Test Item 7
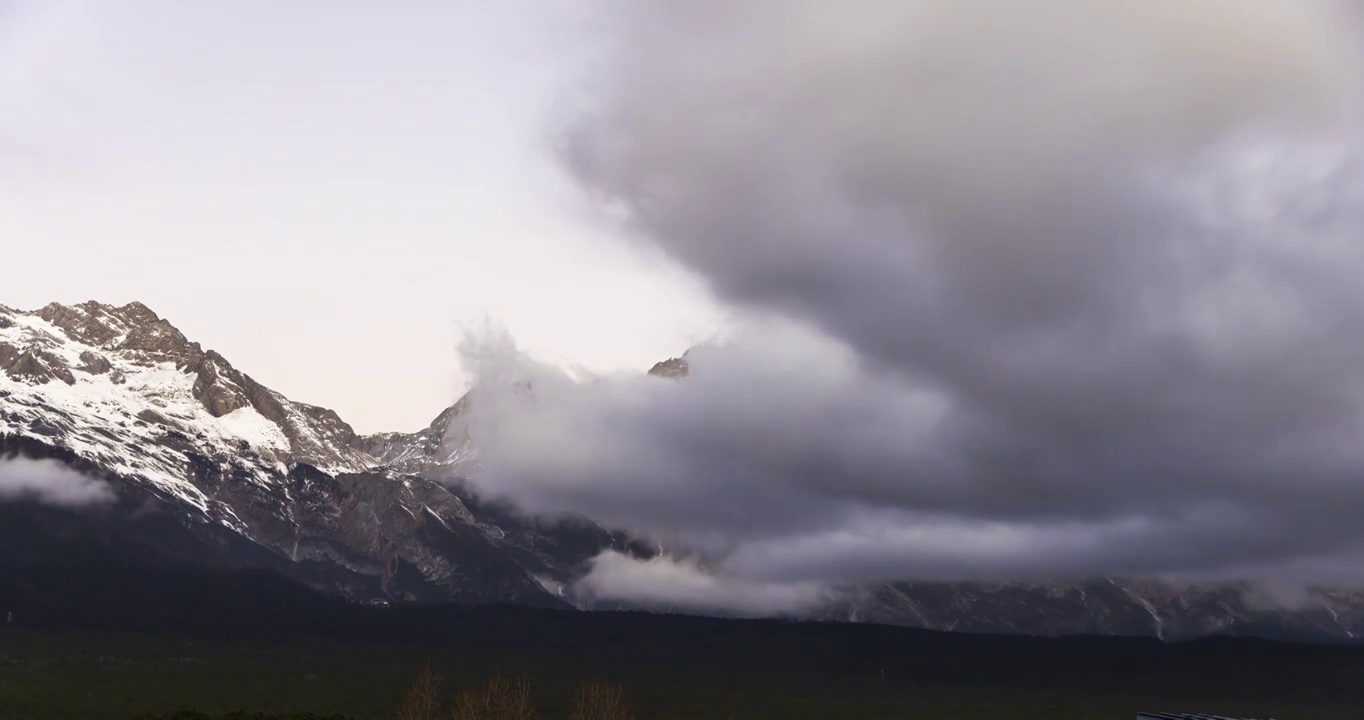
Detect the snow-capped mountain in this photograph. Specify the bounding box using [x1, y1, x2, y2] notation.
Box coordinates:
[0, 301, 612, 606]
[3, 301, 1363, 641]
[1, 301, 368, 518]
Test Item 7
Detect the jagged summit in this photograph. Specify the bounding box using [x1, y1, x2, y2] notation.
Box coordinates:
[0, 300, 370, 476]
[648, 345, 706, 379]
[36, 301, 183, 352]
[355, 394, 476, 475]
[6, 301, 1364, 640]
[0, 299, 573, 607]
[647, 356, 689, 379]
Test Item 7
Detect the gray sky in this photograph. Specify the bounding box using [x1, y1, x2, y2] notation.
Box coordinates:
[0, 0, 722, 433]
[457, 0, 1364, 613]
[14, 0, 1364, 614]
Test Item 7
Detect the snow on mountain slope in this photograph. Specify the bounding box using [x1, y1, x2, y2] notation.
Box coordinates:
[0, 302, 368, 520]
[5, 301, 1363, 640]
[0, 301, 565, 606]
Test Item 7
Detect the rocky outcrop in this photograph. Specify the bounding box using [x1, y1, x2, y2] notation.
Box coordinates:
[0, 301, 569, 607]
[9, 301, 371, 471]
[353, 395, 473, 475]
[0, 344, 76, 386]
[77, 350, 112, 375]
[7, 301, 1364, 641]
[647, 356, 690, 379]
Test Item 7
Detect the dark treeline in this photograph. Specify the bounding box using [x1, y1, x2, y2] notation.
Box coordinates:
[6, 504, 1364, 715]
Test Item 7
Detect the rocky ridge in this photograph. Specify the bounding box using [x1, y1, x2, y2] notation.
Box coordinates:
[3, 301, 1363, 641]
[359, 350, 1364, 641]
[0, 301, 595, 605]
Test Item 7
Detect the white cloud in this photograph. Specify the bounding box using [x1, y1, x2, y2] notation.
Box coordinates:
[575, 550, 833, 617]
[0, 456, 114, 507]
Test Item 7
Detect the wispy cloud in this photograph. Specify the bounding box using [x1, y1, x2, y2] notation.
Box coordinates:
[575, 550, 833, 618]
[0, 456, 114, 507]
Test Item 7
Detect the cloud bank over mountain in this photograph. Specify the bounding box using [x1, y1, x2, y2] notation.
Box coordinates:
[459, 0, 1364, 613]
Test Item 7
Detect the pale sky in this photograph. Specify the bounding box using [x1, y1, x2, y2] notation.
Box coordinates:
[0, 0, 724, 433]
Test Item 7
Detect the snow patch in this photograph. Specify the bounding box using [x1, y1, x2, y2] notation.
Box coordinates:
[216, 406, 290, 452]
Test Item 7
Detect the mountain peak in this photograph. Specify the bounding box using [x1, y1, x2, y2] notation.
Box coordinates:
[32, 300, 194, 358]
[1, 300, 371, 480]
[8, 305, 1364, 639]
[648, 356, 690, 379]
[2, 302, 570, 609]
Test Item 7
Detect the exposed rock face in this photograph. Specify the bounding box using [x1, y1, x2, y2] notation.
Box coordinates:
[7, 301, 372, 472]
[0, 344, 75, 386]
[647, 356, 690, 379]
[826, 578, 1364, 642]
[5, 301, 1364, 641]
[0, 301, 571, 606]
[353, 395, 475, 475]
[77, 350, 112, 375]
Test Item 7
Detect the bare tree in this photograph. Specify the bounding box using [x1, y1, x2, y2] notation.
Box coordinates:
[569, 679, 635, 720]
[449, 674, 538, 720]
[397, 665, 444, 720]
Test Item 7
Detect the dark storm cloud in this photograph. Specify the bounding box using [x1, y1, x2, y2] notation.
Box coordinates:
[460, 0, 1364, 613]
